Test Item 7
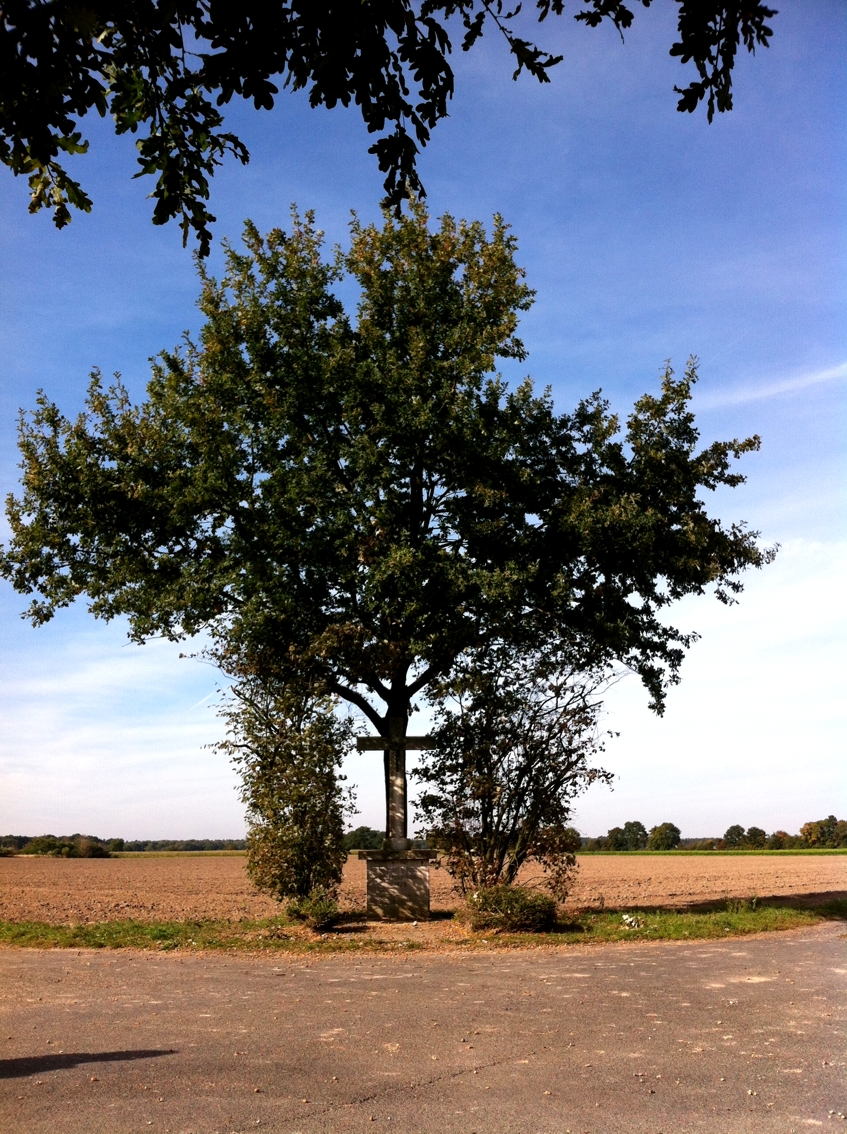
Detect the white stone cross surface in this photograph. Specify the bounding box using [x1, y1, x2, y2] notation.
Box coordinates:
[356, 724, 433, 851]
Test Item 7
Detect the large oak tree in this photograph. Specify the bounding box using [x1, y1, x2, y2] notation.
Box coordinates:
[2, 204, 773, 754]
[1, 2, 777, 252]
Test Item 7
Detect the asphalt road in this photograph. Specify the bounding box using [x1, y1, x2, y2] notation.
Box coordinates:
[1, 923, 844, 1134]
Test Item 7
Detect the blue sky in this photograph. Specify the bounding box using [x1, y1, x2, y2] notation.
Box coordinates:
[1, 2, 844, 839]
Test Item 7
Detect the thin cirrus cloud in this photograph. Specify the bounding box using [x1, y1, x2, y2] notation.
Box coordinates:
[0, 624, 241, 839]
[695, 361, 847, 410]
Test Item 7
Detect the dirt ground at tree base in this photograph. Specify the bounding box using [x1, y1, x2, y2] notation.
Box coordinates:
[0, 853, 843, 930]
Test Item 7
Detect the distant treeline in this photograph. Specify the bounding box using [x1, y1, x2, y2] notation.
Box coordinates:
[4, 816, 844, 857]
[0, 834, 114, 857]
[584, 816, 847, 851]
[341, 827, 428, 851]
[119, 839, 247, 851]
[0, 835, 246, 856]
[343, 826, 384, 851]
[1, 829, 388, 856]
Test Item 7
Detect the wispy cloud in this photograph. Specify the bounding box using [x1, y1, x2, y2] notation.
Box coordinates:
[0, 627, 241, 838]
[695, 361, 847, 410]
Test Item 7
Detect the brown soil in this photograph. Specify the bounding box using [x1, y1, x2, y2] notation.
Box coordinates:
[0, 853, 843, 929]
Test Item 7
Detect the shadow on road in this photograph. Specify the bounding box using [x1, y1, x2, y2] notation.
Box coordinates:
[0, 1049, 175, 1078]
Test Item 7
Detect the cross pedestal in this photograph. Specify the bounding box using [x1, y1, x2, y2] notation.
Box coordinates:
[356, 718, 436, 920]
[357, 848, 440, 920]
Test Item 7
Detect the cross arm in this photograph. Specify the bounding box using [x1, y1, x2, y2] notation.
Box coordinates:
[356, 736, 434, 752]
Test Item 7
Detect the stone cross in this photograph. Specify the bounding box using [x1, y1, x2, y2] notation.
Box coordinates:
[356, 717, 438, 920]
[356, 717, 433, 851]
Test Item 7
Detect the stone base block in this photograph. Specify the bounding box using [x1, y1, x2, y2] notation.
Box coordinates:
[358, 850, 439, 920]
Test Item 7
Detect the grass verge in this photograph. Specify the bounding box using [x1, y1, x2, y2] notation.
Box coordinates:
[576, 848, 847, 856]
[0, 898, 843, 953]
[0, 917, 368, 953]
[509, 897, 847, 947]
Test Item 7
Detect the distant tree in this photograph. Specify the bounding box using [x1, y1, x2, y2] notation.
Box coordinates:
[342, 826, 385, 852]
[647, 822, 681, 850]
[605, 821, 647, 850]
[416, 644, 610, 897]
[0, 2, 779, 252]
[107, 838, 125, 852]
[800, 815, 847, 849]
[723, 823, 746, 848]
[622, 820, 649, 850]
[606, 826, 627, 850]
[745, 826, 766, 849]
[765, 830, 794, 850]
[216, 679, 355, 902]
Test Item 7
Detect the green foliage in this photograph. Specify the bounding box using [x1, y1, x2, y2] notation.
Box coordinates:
[606, 820, 649, 850]
[2, 204, 772, 827]
[0, 3, 777, 250]
[107, 838, 125, 852]
[725, 896, 758, 914]
[723, 823, 746, 848]
[21, 835, 71, 856]
[647, 822, 681, 850]
[285, 887, 340, 931]
[800, 815, 847, 849]
[417, 644, 608, 898]
[0, 835, 30, 850]
[464, 885, 557, 933]
[766, 830, 801, 850]
[21, 834, 110, 857]
[567, 901, 837, 944]
[343, 827, 385, 851]
[723, 824, 774, 849]
[217, 681, 354, 903]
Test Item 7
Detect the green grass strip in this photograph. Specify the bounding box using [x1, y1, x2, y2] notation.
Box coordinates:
[535, 899, 845, 945]
[576, 848, 847, 856]
[0, 917, 376, 953]
[0, 899, 843, 953]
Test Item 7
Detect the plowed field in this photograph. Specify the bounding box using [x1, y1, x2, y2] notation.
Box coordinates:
[1, 853, 843, 925]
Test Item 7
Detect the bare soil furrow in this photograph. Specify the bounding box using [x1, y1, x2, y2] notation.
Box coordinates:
[0, 853, 843, 926]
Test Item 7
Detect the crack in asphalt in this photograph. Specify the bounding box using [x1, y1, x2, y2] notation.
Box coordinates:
[293, 1051, 541, 1121]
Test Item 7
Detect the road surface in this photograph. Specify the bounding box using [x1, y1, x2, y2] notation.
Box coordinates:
[1, 923, 844, 1133]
